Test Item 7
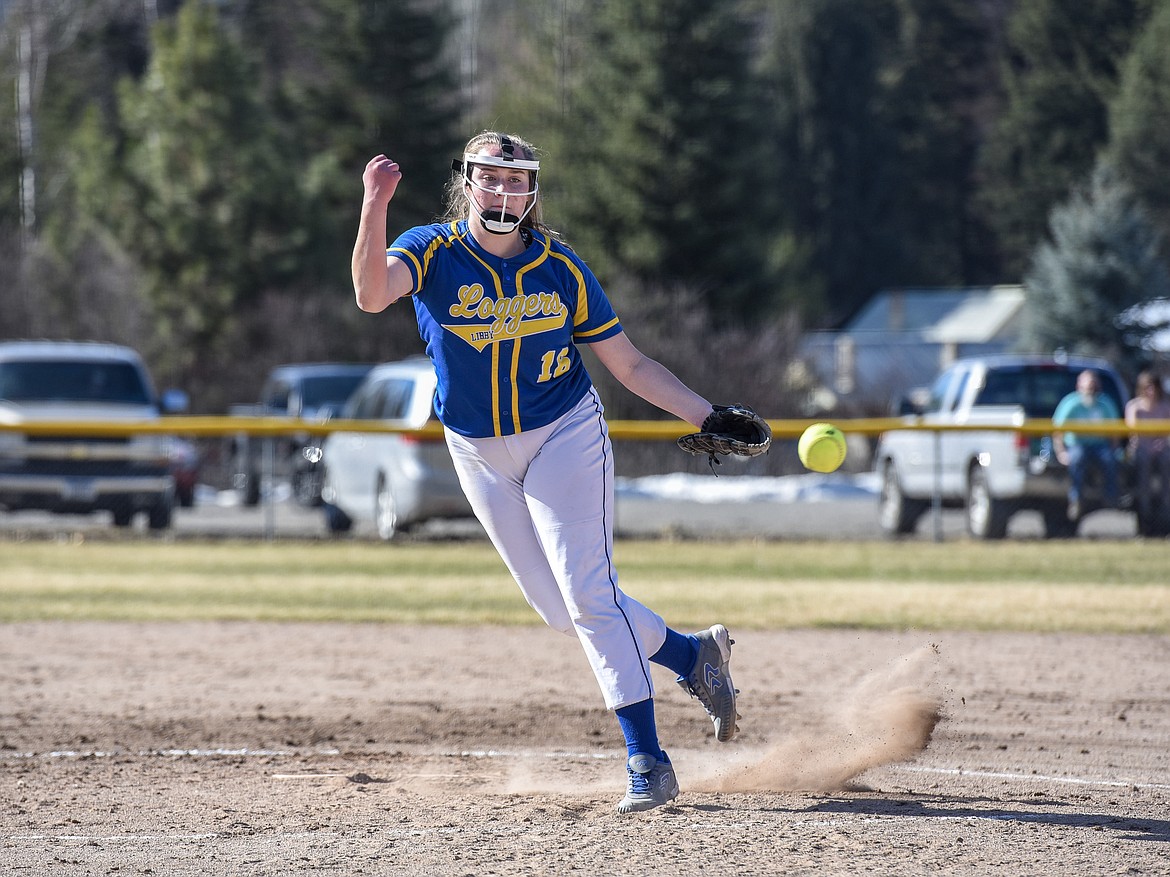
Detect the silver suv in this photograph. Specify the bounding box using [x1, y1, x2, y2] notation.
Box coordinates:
[319, 358, 473, 540]
[0, 341, 187, 529]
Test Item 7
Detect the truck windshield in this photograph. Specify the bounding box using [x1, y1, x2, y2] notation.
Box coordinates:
[300, 375, 369, 410]
[975, 367, 1121, 418]
[0, 361, 152, 405]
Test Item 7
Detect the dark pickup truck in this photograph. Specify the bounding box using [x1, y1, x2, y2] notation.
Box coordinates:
[227, 362, 373, 506]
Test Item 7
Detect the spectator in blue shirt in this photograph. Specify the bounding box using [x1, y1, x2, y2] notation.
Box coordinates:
[1052, 369, 1121, 520]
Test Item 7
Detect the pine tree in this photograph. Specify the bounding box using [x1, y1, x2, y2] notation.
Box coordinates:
[766, 0, 893, 323]
[978, 0, 1152, 280]
[762, 0, 994, 324]
[74, 1, 305, 376]
[505, 0, 771, 321]
[1107, 0, 1170, 249]
[264, 0, 464, 244]
[878, 0, 996, 285]
[0, 2, 151, 289]
[1021, 162, 1170, 375]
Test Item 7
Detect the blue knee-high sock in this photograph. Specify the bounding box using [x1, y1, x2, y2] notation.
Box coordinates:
[615, 698, 663, 761]
[650, 628, 700, 678]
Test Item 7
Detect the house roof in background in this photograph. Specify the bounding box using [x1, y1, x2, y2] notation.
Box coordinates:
[846, 285, 1025, 344]
[797, 285, 1029, 411]
[921, 285, 1026, 344]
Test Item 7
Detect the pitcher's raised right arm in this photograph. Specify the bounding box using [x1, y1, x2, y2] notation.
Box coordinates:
[352, 155, 415, 312]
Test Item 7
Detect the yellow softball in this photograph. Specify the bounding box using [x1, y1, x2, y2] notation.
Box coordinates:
[798, 422, 846, 473]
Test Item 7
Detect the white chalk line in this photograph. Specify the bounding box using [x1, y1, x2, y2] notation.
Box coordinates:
[3, 826, 535, 844]
[0, 746, 614, 762]
[8, 833, 224, 842]
[891, 764, 1170, 792]
[452, 752, 1170, 793]
[1, 747, 342, 760]
[456, 748, 618, 760]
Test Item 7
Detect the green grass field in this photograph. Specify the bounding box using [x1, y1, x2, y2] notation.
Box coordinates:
[4, 537, 1170, 633]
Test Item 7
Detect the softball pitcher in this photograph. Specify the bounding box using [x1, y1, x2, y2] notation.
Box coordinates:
[352, 131, 741, 813]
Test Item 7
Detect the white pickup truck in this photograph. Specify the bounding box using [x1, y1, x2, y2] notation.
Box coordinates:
[874, 354, 1131, 539]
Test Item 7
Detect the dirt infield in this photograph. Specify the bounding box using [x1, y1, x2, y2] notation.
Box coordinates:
[2, 622, 1168, 876]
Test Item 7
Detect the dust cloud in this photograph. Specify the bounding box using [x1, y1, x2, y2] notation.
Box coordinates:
[706, 643, 944, 793]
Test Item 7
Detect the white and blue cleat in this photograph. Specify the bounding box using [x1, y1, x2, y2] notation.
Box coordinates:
[616, 751, 680, 813]
[677, 624, 740, 742]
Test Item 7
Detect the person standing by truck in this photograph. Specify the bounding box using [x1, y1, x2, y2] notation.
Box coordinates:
[1125, 369, 1170, 530]
[1053, 369, 1121, 520]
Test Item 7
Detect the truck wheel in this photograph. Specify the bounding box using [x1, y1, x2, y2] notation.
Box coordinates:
[241, 470, 261, 507]
[1042, 506, 1079, 539]
[147, 496, 174, 530]
[966, 465, 1009, 539]
[878, 461, 926, 536]
[112, 508, 135, 527]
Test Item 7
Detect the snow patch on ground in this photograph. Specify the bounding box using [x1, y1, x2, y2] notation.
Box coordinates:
[614, 471, 880, 504]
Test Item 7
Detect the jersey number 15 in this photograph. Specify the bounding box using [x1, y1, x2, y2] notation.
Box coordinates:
[538, 347, 571, 383]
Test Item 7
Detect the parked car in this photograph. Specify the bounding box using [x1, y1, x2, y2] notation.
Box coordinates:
[227, 362, 374, 506]
[319, 358, 473, 540]
[874, 354, 1131, 539]
[0, 340, 188, 529]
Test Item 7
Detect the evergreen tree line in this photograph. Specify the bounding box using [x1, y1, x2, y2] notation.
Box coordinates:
[1, 0, 1168, 416]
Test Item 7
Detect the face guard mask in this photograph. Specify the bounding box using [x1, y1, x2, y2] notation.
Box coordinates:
[451, 136, 540, 235]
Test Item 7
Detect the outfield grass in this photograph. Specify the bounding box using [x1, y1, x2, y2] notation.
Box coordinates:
[2, 538, 1170, 632]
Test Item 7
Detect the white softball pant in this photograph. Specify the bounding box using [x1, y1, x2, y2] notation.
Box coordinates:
[444, 388, 667, 710]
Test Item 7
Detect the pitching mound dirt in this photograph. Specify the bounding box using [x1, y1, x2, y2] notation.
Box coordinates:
[2, 623, 1167, 876]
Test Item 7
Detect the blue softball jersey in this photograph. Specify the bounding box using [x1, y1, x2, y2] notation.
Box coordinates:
[388, 220, 624, 438]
